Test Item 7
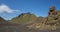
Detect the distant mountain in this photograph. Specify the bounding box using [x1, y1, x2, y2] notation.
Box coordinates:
[0, 17, 18, 25]
[11, 12, 37, 24]
[0, 17, 7, 24]
[0, 17, 5, 22]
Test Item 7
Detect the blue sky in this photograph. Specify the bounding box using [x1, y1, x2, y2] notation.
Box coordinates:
[0, 0, 60, 20]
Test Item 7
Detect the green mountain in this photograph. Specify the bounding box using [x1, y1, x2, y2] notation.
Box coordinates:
[11, 12, 37, 23]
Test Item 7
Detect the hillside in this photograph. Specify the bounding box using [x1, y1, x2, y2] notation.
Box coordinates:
[11, 12, 37, 24]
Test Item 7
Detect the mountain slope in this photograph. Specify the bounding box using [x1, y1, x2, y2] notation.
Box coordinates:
[11, 13, 37, 24]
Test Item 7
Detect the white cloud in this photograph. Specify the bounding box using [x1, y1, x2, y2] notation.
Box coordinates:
[0, 4, 19, 13]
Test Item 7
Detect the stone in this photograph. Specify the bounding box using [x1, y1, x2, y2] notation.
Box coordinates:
[46, 6, 60, 25]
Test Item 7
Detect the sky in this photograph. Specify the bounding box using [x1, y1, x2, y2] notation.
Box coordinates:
[0, 0, 60, 20]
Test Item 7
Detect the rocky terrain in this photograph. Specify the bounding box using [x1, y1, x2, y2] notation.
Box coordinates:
[0, 6, 60, 32]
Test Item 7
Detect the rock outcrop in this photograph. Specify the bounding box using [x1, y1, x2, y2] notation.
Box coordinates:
[46, 6, 60, 25]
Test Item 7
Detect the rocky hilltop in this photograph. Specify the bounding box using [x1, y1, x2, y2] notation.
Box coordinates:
[46, 6, 60, 25]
